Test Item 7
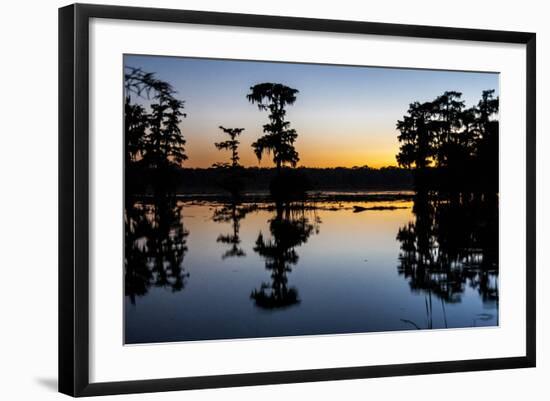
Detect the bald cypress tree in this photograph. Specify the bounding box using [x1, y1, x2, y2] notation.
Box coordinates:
[396, 90, 498, 191]
[247, 83, 299, 171]
[124, 67, 187, 169]
[214, 126, 245, 168]
[396, 101, 436, 170]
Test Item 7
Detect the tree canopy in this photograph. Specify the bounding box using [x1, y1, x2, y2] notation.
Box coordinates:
[396, 90, 499, 191]
[213, 126, 245, 168]
[124, 67, 187, 169]
[247, 83, 300, 170]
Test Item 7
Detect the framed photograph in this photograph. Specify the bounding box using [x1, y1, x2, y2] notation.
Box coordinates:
[59, 3, 536, 397]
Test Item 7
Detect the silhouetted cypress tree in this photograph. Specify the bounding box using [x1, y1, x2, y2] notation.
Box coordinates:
[396, 90, 499, 191]
[213, 126, 245, 168]
[124, 67, 187, 169]
[247, 83, 299, 171]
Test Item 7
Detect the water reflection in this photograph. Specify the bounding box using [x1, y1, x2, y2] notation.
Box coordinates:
[124, 192, 499, 342]
[124, 195, 190, 304]
[212, 202, 257, 259]
[251, 201, 320, 309]
[396, 192, 498, 328]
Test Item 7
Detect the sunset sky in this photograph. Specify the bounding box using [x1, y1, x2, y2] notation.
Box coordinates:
[124, 55, 499, 168]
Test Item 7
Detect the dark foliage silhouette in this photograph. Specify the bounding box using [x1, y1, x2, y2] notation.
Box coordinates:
[127, 166, 413, 196]
[125, 195, 190, 304]
[124, 67, 187, 178]
[247, 83, 300, 171]
[125, 100, 148, 166]
[396, 101, 435, 171]
[396, 90, 498, 191]
[212, 126, 247, 196]
[213, 126, 245, 168]
[147, 92, 187, 168]
[125, 66, 174, 99]
[251, 202, 319, 309]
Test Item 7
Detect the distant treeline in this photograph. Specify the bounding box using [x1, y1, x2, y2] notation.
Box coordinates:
[126, 165, 413, 195]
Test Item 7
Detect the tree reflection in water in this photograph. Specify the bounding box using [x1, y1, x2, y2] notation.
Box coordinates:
[125, 195, 190, 304]
[251, 201, 320, 309]
[397, 192, 498, 328]
[212, 202, 257, 259]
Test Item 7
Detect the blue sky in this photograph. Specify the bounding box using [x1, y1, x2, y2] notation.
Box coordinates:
[124, 54, 499, 168]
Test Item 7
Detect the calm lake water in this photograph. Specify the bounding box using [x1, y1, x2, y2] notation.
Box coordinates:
[124, 192, 499, 344]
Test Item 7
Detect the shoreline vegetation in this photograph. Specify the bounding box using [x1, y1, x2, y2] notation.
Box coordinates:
[126, 165, 414, 198]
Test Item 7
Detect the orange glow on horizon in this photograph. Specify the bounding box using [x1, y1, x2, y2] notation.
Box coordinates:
[183, 152, 399, 169]
[182, 128, 400, 169]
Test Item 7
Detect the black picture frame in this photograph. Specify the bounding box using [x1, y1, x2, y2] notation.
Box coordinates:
[59, 3, 536, 397]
